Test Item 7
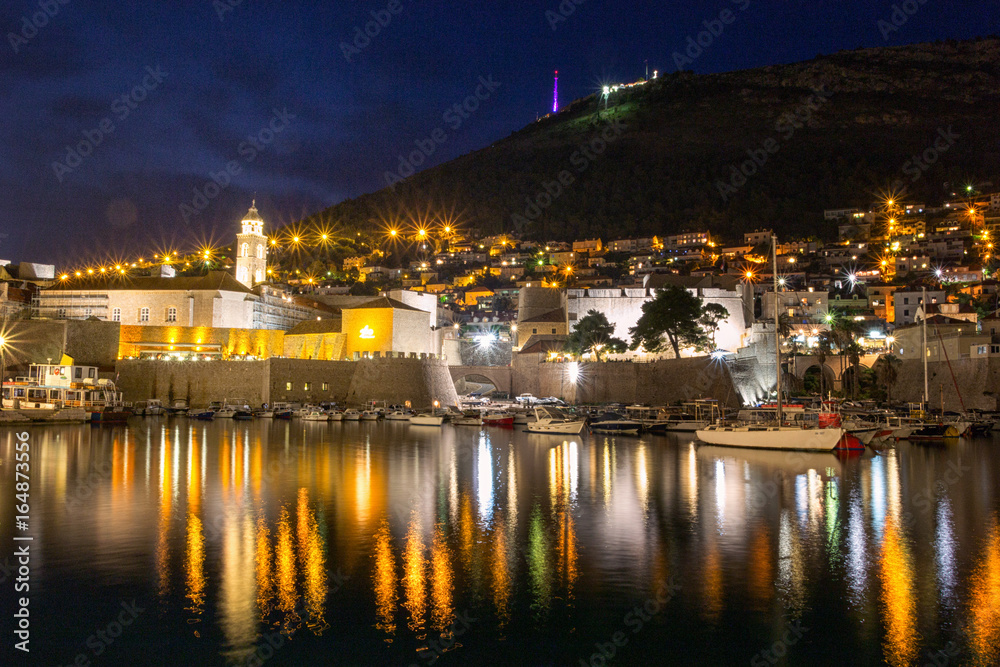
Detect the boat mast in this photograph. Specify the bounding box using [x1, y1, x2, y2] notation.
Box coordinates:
[922, 286, 928, 406]
[773, 234, 783, 425]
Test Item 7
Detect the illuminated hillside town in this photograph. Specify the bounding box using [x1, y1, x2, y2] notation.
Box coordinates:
[5, 3, 1000, 664]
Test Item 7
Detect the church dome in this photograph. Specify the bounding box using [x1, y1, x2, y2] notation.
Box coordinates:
[243, 200, 263, 223]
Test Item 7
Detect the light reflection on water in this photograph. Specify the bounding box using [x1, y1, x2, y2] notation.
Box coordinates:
[4, 421, 1000, 665]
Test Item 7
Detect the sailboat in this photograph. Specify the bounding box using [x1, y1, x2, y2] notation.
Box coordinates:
[696, 235, 844, 452]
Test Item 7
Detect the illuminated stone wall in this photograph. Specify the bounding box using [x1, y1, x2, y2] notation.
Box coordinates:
[282, 332, 347, 360]
[3, 320, 120, 372]
[116, 359, 270, 407]
[117, 325, 284, 359]
[342, 308, 396, 358]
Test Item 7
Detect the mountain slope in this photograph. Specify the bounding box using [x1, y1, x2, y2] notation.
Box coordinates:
[305, 37, 1000, 242]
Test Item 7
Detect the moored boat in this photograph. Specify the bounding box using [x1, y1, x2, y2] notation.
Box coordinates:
[452, 410, 483, 426]
[589, 412, 641, 435]
[410, 412, 445, 426]
[482, 410, 514, 427]
[342, 409, 362, 421]
[525, 406, 586, 435]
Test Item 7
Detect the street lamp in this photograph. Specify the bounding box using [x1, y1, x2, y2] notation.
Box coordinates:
[0, 334, 7, 408]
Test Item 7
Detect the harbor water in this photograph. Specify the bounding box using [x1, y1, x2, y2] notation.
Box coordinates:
[2, 419, 999, 666]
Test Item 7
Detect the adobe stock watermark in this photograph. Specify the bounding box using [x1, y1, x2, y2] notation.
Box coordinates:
[878, 0, 931, 41]
[510, 118, 626, 233]
[546, 0, 587, 31]
[179, 107, 296, 223]
[51, 65, 168, 183]
[750, 619, 809, 666]
[715, 85, 833, 202]
[901, 126, 959, 183]
[213, 0, 246, 22]
[7, 0, 71, 54]
[340, 0, 407, 63]
[56, 599, 146, 667]
[578, 577, 681, 667]
[384, 75, 501, 189]
[411, 610, 478, 665]
[672, 0, 751, 71]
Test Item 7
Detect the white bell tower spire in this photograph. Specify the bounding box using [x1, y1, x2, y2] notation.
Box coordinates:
[235, 201, 268, 287]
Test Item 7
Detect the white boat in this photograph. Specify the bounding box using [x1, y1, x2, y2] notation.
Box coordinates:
[342, 409, 361, 421]
[385, 410, 412, 421]
[409, 412, 445, 426]
[525, 406, 586, 435]
[327, 410, 344, 422]
[255, 409, 274, 418]
[511, 410, 537, 426]
[692, 236, 844, 452]
[214, 406, 236, 418]
[589, 412, 642, 435]
[451, 410, 483, 426]
[136, 399, 166, 416]
[303, 409, 330, 422]
[695, 424, 844, 451]
[361, 410, 381, 421]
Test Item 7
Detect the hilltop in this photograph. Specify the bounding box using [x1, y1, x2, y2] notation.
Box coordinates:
[304, 37, 1000, 242]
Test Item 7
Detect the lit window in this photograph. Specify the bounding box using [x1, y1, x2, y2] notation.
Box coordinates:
[304, 383, 311, 391]
[166, 307, 177, 323]
[286, 382, 292, 390]
[241, 242, 249, 257]
[322, 383, 329, 391]
[140, 307, 150, 323]
[112, 308, 121, 322]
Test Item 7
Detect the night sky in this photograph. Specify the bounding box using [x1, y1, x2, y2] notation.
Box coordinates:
[1, 0, 996, 263]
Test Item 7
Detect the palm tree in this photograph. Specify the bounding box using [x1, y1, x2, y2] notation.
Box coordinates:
[873, 354, 902, 404]
[815, 335, 831, 398]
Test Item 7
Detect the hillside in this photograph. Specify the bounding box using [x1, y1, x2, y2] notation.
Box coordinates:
[304, 37, 1000, 242]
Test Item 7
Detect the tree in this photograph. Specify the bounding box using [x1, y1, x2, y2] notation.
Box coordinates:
[698, 303, 730, 351]
[629, 286, 706, 358]
[349, 281, 379, 297]
[565, 310, 627, 360]
[873, 354, 902, 403]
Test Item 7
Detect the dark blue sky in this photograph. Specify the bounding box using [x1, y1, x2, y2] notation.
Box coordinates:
[1, 0, 996, 263]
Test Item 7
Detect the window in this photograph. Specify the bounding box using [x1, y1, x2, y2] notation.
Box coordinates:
[75, 367, 82, 379]
[304, 382, 311, 391]
[532, 328, 537, 334]
[140, 307, 150, 323]
[166, 307, 177, 323]
[112, 308, 121, 322]
[89, 368, 96, 379]
[286, 382, 292, 390]
[903, 297, 909, 304]
[903, 309, 909, 317]
[241, 242, 249, 257]
[322, 383, 329, 391]
[84, 307, 93, 318]
[256, 244, 265, 259]
[56, 308, 66, 318]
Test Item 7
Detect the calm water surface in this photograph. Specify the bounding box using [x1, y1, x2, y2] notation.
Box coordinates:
[2, 419, 1000, 666]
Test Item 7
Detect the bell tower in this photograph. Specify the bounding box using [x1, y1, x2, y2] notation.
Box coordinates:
[235, 201, 268, 287]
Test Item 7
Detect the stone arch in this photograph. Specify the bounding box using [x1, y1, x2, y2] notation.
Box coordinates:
[801, 364, 837, 395]
[448, 366, 512, 396]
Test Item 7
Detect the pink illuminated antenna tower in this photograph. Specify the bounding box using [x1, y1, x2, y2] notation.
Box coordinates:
[553, 70, 559, 113]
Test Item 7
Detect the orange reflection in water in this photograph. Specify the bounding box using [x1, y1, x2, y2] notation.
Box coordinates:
[297, 489, 328, 633]
[968, 516, 1000, 665]
[373, 520, 397, 639]
[275, 507, 300, 632]
[255, 514, 274, 619]
[185, 513, 206, 625]
[403, 515, 428, 636]
[701, 544, 723, 622]
[747, 523, 773, 610]
[879, 520, 919, 667]
[156, 434, 172, 597]
[430, 526, 454, 633]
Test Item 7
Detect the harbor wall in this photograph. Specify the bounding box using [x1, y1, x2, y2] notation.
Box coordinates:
[891, 357, 1000, 411]
[115, 360, 271, 407]
[512, 354, 741, 407]
[116, 357, 461, 409]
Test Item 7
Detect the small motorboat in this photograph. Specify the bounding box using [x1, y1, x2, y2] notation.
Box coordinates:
[191, 409, 215, 421]
[589, 412, 642, 435]
[525, 406, 586, 435]
[361, 410, 381, 421]
[303, 410, 329, 422]
[385, 410, 412, 421]
[410, 412, 445, 426]
[254, 409, 274, 419]
[327, 410, 344, 422]
[342, 409, 362, 421]
[452, 410, 483, 427]
[907, 423, 961, 441]
[214, 406, 236, 419]
[482, 410, 514, 427]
